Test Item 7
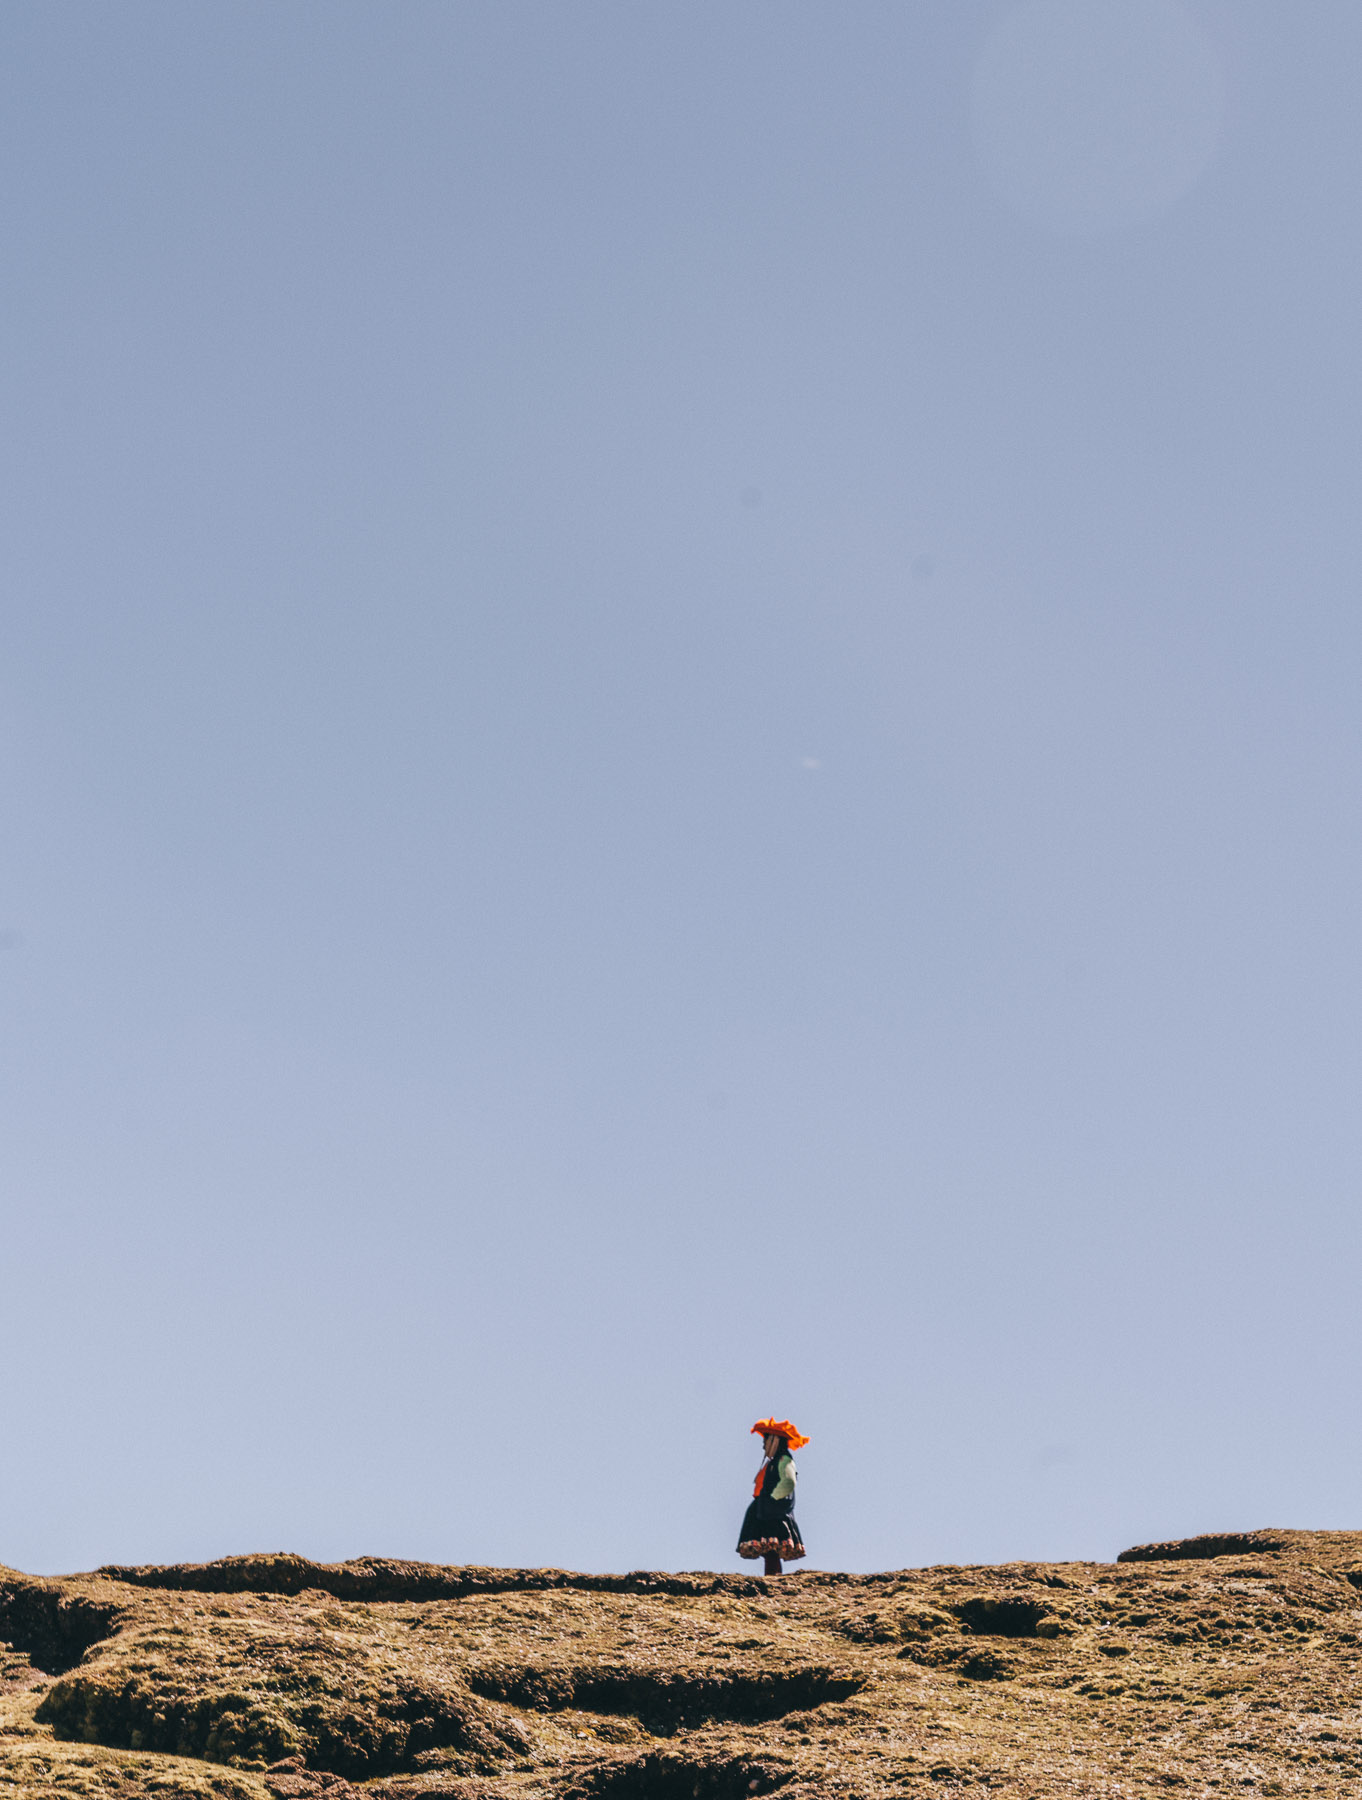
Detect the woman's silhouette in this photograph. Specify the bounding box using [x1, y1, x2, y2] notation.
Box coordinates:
[737, 1416, 808, 1576]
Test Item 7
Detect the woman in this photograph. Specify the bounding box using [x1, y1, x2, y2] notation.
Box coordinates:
[736, 1416, 809, 1575]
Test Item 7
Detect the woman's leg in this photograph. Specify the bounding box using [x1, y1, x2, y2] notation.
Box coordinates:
[763, 1553, 783, 1576]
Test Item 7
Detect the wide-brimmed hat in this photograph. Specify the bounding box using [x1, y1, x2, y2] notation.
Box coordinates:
[751, 1416, 810, 1450]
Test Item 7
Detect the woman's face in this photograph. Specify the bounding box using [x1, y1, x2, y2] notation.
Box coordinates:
[763, 1433, 782, 1458]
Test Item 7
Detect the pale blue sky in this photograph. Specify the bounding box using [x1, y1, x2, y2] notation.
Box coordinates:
[5, 0, 1362, 1576]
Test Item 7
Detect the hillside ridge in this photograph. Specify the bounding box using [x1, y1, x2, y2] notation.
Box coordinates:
[5, 1528, 1362, 1798]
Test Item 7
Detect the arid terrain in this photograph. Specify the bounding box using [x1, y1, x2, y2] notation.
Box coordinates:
[4, 1529, 1362, 1799]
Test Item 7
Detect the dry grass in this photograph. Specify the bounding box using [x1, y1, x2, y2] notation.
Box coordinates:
[5, 1529, 1362, 1797]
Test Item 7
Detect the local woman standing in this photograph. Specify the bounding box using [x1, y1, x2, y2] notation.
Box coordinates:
[737, 1416, 809, 1575]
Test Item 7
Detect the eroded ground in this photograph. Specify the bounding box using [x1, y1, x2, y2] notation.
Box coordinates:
[4, 1529, 1362, 1798]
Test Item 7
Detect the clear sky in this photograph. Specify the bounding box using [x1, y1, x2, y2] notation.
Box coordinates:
[4, 0, 1362, 1578]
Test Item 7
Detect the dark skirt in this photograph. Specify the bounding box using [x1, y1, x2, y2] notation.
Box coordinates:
[736, 1496, 806, 1563]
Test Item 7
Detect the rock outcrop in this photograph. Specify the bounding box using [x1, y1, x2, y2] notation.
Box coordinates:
[5, 1529, 1362, 1796]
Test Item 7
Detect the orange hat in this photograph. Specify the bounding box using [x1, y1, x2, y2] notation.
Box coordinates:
[751, 1417, 810, 1450]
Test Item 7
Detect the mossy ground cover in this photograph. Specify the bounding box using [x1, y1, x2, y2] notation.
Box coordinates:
[5, 1530, 1362, 1798]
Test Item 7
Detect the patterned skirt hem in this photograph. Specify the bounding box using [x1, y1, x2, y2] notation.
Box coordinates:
[737, 1537, 807, 1562]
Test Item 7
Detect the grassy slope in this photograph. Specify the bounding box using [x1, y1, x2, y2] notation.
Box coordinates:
[3, 1530, 1362, 1798]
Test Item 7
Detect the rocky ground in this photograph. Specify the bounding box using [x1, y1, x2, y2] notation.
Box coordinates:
[4, 1530, 1362, 1798]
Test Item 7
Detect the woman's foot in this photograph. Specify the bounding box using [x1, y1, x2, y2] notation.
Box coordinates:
[763, 1554, 783, 1576]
